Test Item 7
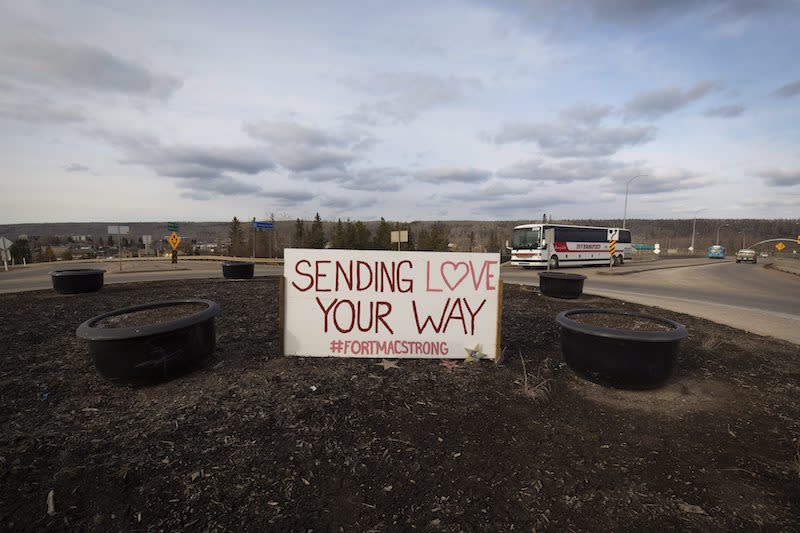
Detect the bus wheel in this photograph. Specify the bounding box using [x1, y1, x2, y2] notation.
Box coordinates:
[549, 255, 559, 269]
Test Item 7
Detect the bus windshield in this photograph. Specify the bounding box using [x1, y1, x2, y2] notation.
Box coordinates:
[512, 227, 541, 249]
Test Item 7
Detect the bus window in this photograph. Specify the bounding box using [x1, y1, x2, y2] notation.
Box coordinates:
[512, 227, 541, 249]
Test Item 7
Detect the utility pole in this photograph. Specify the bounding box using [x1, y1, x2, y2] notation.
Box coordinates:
[622, 174, 647, 229]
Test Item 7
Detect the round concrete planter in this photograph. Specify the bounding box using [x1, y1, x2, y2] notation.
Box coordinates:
[222, 261, 255, 279]
[556, 308, 688, 388]
[538, 272, 587, 299]
[51, 269, 105, 294]
[76, 299, 220, 384]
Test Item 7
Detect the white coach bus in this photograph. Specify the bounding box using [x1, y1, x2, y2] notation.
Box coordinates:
[508, 223, 632, 269]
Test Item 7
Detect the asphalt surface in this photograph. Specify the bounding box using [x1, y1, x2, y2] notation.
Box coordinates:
[3, 257, 799, 344]
[503, 258, 800, 345]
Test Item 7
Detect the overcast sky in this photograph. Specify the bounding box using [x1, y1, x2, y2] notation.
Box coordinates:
[1, 0, 799, 223]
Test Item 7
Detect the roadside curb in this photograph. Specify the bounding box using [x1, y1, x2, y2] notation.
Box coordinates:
[594, 259, 734, 276]
[764, 261, 800, 277]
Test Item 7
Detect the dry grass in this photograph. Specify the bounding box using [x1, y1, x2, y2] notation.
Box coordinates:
[701, 335, 724, 352]
[519, 352, 553, 402]
[794, 441, 800, 478]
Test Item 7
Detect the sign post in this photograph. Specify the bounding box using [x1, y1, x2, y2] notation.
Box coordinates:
[251, 220, 274, 258]
[390, 230, 409, 251]
[107, 225, 129, 272]
[283, 250, 502, 360]
[168, 231, 181, 264]
[607, 228, 619, 268]
[0, 236, 12, 272]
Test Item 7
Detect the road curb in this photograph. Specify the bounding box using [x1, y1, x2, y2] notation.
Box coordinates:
[594, 259, 734, 276]
[764, 261, 800, 277]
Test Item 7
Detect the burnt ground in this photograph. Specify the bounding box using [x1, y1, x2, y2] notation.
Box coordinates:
[1, 277, 799, 532]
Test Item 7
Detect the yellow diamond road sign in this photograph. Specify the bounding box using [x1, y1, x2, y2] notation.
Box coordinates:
[168, 231, 181, 251]
[775, 241, 786, 251]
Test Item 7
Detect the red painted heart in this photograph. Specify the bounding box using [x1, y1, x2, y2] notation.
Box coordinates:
[440, 261, 469, 291]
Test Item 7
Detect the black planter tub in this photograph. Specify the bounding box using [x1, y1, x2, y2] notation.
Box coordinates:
[76, 299, 220, 384]
[51, 268, 105, 294]
[538, 272, 587, 299]
[556, 308, 688, 388]
[222, 261, 255, 279]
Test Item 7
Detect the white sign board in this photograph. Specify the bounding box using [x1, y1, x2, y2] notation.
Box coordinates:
[607, 228, 619, 241]
[390, 230, 409, 244]
[283, 249, 501, 359]
[107, 225, 130, 235]
[0, 236, 12, 251]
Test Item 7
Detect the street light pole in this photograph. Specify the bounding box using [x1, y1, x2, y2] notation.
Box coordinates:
[690, 208, 706, 254]
[716, 223, 728, 244]
[622, 174, 646, 229]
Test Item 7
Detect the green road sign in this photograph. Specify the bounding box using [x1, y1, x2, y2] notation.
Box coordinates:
[167, 222, 179, 232]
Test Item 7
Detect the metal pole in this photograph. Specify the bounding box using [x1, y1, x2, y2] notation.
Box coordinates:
[691, 217, 697, 254]
[622, 174, 646, 229]
[252, 217, 256, 258]
[118, 231, 122, 272]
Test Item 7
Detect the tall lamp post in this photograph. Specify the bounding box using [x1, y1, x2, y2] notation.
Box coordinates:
[716, 223, 728, 245]
[689, 208, 706, 254]
[622, 174, 647, 229]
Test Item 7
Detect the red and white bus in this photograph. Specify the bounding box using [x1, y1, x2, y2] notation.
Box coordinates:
[509, 223, 632, 269]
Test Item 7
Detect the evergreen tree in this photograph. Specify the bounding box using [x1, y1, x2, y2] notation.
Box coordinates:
[422, 222, 449, 251]
[107, 235, 114, 246]
[332, 218, 346, 248]
[486, 228, 500, 253]
[228, 216, 245, 256]
[468, 230, 476, 252]
[344, 220, 357, 249]
[292, 218, 306, 248]
[373, 217, 392, 250]
[353, 221, 371, 249]
[308, 213, 326, 248]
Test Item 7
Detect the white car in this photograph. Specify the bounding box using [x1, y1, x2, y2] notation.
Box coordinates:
[735, 249, 757, 263]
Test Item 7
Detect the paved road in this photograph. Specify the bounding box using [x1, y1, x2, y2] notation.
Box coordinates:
[0, 260, 282, 293]
[3, 257, 798, 344]
[502, 259, 800, 345]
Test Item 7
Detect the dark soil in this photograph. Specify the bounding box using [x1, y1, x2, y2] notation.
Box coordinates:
[1, 278, 799, 531]
[570, 312, 674, 332]
[95, 302, 208, 329]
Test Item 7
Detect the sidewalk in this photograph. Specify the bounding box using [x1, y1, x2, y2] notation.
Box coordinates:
[767, 258, 800, 276]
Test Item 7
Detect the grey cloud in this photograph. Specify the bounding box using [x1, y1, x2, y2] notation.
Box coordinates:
[0, 86, 84, 124]
[64, 163, 89, 172]
[96, 130, 277, 198]
[498, 158, 632, 182]
[319, 195, 377, 210]
[344, 72, 482, 124]
[414, 167, 492, 184]
[773, 80, 800, 98]
[607, 170, 711, 194]
[479, 195, 577, 217]
[273, 146, 355, 173]
[450, 180, 530, 201]
[623, 81, 719, 120]
[244, 120, 376, 150]
[244, 120, 375, 173]
[290, 167, 406, 192]
[1, 34, 181, 99]
[531, 0, 792, 27]
[558, 103, 613, 125]
[342, 168, 406, 192]
[703, 104, 745, 118]
[758, 168, 800, 186]
[492, 121, 655, 157]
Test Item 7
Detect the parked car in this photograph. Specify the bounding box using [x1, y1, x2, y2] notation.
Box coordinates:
[736, 249, 757, 263]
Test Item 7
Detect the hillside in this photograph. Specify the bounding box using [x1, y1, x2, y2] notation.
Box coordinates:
[1, 218, 798, 256]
